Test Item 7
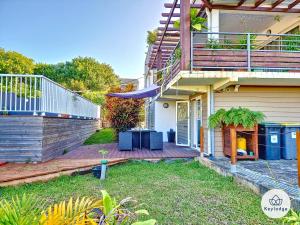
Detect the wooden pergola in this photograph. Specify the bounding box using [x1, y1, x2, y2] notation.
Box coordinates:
[148, 0, 300, 70]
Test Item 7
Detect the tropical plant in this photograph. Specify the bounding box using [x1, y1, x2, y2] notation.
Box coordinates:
[98, 190, 156, 225]
[208, 107, 265, 128]
[146, 30, 158, 45]
[0, 191, 156, 225]
[282, 210, 300, 225]
[173, 8, 207, 32]
[0, 194, 42, 225]
[0, 48, 35, 74]
[106, 83, 144, 134]
[40, 197, 102, 225]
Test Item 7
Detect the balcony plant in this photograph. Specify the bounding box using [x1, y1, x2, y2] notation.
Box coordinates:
[173, 8, 207, 32]
[146, 29, 158, 46]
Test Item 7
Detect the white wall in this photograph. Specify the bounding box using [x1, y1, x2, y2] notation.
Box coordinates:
[154, 101, 176, 142]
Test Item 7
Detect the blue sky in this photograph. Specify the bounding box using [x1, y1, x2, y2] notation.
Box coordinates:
[0, 0, 167, 78]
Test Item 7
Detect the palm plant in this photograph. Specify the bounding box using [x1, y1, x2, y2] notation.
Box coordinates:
[0, 194, 42, 225]
[98, 190, 156, 225]
[40, 197, 102, 225]
[173, 8, 207, 32]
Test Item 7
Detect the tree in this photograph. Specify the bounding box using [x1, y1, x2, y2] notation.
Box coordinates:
[105, 84, 144, 133]
[34, 57, 120, 105]
[0, 48, 35, 74]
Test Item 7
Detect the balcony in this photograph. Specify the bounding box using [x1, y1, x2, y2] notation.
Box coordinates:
[158, 32, 300, 88]
[0, 74, 100, 119]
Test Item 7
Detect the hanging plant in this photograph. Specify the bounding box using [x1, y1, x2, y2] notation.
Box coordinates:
[173, 8, 207, 32]
[208, 107, 265, 129]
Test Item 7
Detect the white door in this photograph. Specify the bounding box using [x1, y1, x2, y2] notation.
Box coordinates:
[176, 101, 190, 146]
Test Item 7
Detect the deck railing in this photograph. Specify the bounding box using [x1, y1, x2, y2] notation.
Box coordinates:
[192, 31, 300, 71]
[0, 74, 100, 119]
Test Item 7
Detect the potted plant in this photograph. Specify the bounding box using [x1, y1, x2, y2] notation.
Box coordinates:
[92, 149, 109, 179]
[209, 107, 265, 159]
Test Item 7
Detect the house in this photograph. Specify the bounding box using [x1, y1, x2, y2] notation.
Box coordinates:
[144, 0, 300, 158]
[120, 78, 139, 89]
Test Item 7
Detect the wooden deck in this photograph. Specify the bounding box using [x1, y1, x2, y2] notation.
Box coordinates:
[0, 143, 198, 186]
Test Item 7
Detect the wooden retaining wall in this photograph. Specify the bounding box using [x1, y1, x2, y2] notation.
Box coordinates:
[0, 116, 100, 162]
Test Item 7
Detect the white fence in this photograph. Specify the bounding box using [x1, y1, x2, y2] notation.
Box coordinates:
[0, 74, 100, 119]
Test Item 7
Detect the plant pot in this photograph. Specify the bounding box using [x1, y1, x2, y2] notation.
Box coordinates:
[92, 166, 102, 179]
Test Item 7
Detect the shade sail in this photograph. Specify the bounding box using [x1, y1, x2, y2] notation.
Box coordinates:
[107, 85, 160, 99]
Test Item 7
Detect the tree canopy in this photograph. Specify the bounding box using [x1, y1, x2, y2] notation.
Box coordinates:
[34, 57, 119, 104]
[0, 48, 35, 74]
[0, 48, 119, 105]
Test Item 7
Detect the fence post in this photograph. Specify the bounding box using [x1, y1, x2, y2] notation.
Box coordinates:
[230, 127, 237, 173]
[247, 33, 251, 72]
[200, 127, 204, 157]
[296, 131, 300, 188]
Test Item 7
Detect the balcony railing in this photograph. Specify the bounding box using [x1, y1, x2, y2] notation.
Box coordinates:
[0, 74, 100, 119]
[192, 31, 300, 72]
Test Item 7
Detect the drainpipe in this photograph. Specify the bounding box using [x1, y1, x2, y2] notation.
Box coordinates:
[209, 85, 215, 158]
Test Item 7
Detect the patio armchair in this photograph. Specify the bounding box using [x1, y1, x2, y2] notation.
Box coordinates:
[143, 131, 163, 151]
[118, 132, 133, 151]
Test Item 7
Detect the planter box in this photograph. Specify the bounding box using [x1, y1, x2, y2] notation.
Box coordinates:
[222, 124, 258, 160]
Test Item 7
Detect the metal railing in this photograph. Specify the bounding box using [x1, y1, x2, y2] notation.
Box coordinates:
[0, 74, 100, 119]
[192, 31, 300, 71]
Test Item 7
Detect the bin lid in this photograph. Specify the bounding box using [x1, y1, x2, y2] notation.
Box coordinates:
[259, 123, 282, 128]
[280, 122, 300, 127]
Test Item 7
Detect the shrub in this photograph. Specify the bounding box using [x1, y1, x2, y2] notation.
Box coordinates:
[106, 84, 144, 133]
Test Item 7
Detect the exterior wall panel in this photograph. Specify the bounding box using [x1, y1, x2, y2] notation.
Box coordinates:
[0, 116, 99, 162]
[214, 86, 300, 157]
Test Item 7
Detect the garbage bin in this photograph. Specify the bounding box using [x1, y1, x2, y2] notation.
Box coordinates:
[258, 123, 281, 160]
[281, 123, 300, 160]
[167, 129, 175, 143]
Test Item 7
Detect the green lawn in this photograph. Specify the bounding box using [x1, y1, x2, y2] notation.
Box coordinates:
[1, 160, 279, 225]
[84, 128, 116, 145]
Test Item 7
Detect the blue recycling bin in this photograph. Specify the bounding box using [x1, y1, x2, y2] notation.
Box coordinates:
[281, 124, 300, 160]
[258, 123, 281, 160]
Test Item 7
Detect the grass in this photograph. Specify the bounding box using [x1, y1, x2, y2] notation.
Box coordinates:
[84, 128, 116, 145]
[0, 160, 280, 225]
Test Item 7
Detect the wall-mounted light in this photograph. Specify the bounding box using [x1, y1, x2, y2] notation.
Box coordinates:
[163, 103, 169, 108]
[266, 29, 272, 37]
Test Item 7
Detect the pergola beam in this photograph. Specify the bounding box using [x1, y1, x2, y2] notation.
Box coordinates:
[237, 0, 247, 7]
[157, 32, 180, 37]
[272, 0, 285, 8]
[201, 0, 212, 10]
[160, 20, 175, 25]
[162, 12, 180, 17]
[255, 0, 266, 8]
[158, 27, 179, 31]
[288, 0, 300, 9]
[150, 0, 178, 69]
[164, 3, 202, 8]
[208, 4, 300, 13]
